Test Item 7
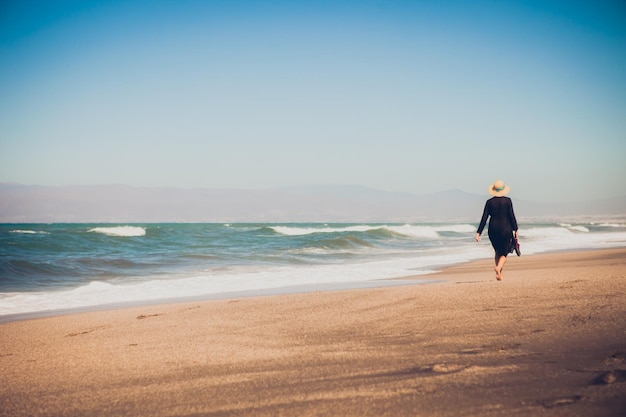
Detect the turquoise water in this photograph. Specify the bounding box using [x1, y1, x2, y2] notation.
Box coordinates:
[1, 221, 625, 316]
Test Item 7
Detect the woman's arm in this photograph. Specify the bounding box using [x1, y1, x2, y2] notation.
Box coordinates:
[476, 200, 490, 238]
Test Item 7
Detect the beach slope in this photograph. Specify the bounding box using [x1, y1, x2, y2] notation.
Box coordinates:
[1, 249, 625, 416]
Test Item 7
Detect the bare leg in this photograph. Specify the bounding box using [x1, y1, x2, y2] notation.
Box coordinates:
[494, 255, 508, 281]
[494, 254, 500, 280]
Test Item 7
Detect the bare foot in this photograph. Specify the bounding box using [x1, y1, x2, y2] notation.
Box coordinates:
[495, 267, 502, 281]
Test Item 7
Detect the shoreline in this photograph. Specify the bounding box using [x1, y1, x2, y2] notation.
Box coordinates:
[1, 248, 625, 416]
[0, 277, 438, 324]
[1, 246, 624, 324]
[1, 246, 622, 325]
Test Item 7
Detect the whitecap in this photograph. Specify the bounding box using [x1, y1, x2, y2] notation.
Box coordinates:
[387, 225, 439, 239]
[270, 225, 383, 236]
[88, 226, 146, 237]
[387, 224, 475, 238]
[568, 225, 590, 233]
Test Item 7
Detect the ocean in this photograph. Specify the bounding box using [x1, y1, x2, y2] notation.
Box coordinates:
[1, 220, 625, 319]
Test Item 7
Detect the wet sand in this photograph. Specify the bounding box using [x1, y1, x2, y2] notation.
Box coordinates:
[1, 248, 625, 416]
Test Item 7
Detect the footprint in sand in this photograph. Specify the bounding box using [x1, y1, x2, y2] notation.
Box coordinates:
[605, 351, 626, 365]
[136, 313, 163, 320]
[65, 325, 109, 337]
[536, 395, 584, 409]
[406, 364, 469, 375]
[431, 363, 469, 373]
[592, 370, 626, 385]
[460, 348, 483, 355]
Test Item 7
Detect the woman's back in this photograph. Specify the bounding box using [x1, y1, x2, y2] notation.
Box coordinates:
[478, 196, 518, 234]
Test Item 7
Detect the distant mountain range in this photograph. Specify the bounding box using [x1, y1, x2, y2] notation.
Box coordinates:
[1, 183, 625, 223]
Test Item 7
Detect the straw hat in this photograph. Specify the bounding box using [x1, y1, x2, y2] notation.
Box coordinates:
[488, 180, 510, 197]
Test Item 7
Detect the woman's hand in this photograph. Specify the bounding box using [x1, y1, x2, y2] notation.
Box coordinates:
[475, 233, 481, 242]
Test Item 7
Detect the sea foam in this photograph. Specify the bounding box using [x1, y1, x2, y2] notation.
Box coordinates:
[0, 248, 476, 317]
[88, 226, 146, 237]
[270, 225, 383, 236]
[1, 221, 624, 319]
[10, 230, 49, 234]
[270, 224, 476, 238]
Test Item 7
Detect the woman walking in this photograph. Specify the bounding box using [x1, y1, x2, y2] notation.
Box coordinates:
[476, 180, 519, 281]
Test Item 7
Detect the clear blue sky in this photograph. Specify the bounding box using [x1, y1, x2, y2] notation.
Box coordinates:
[1, 0, 625, 202]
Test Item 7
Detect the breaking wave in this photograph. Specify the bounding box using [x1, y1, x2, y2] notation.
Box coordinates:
[269, 224, 476, 238]
[88, 226, 146, 237]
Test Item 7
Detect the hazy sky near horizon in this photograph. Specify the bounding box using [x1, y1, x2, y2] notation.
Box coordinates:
[1, 0, 625, 202]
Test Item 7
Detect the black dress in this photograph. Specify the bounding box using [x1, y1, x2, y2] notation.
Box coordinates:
[477, 196, 518, 257]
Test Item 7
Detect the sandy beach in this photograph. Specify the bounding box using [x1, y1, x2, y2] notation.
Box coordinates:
[1, 248, 625, 416]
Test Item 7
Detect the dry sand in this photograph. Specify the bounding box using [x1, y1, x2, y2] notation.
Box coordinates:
[1, 248, 625, 416]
